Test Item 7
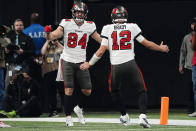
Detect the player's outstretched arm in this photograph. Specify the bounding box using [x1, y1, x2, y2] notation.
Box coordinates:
[91, 31, 102, 44]
[140, 39, 169, 53]
[45, 26, 63, 41]
[80, 45, 108, 70]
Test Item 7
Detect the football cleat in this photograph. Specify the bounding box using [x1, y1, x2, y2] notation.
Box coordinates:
[188, 112, 196, 117]
[48, 111, 59, 117]
[66, 116, 74, 126]
[74, 105, 85, 124]
[139, 114, 151, 128]
[0, 121, 11, 128]
[120, 114, 130, 126]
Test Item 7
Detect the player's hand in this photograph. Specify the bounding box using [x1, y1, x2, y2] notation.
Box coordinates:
[4, 48, 9, 54]
[44, 25, 52, 40]
[80, 62, 90, 70]
[159, 41, 169, 53]
[179, 67, 184, 74]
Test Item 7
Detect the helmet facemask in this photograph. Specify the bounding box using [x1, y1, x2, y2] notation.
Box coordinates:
[72, 2, 88, 23]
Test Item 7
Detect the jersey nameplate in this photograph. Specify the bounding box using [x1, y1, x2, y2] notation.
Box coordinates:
[114, 25, 126, 30]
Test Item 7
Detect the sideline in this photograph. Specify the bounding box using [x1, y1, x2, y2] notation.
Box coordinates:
[0, 117, 196, 126]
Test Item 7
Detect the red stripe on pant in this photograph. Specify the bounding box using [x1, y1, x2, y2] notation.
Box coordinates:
[108, 65, 112, 92]
[61, 59, 66, 89]
[136, 65, 147, 91]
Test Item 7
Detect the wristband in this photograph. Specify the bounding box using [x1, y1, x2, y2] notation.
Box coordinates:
[89, 54, 101, 66]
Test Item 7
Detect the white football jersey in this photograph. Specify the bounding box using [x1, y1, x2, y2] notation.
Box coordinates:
[59, 19, 96, 63]
[101, 23, 144, 65]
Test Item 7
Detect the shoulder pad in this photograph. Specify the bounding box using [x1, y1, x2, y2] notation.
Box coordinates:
[87, 21, 93, 24]
[65, 19, 71, 21]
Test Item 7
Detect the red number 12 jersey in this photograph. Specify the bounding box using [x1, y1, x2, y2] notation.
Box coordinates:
[101, 23, 144, 65]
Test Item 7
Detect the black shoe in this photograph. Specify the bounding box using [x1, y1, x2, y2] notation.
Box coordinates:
[48, 111, 59, 117]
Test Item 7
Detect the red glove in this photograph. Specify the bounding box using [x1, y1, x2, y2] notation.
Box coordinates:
[44, 25, 52, 33]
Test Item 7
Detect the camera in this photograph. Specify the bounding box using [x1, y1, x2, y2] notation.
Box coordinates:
[0, 25, 11, 48]
[0, 25, 6, 38]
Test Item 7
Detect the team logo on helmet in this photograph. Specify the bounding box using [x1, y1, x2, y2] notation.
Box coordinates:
[111, 6, 128, 23]
[71, 2, 88, 22]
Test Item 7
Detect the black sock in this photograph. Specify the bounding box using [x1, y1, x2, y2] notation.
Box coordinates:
[138, 92, 148, 114]
[112, 90, 126, 116]
[78, 93, 89, 109]
[64, 94, 73, 116]
[118, 97, 126, 116]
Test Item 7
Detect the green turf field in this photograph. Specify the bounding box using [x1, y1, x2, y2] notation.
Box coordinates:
[1, 110, 196, 131]
[1, 122, 196, 131]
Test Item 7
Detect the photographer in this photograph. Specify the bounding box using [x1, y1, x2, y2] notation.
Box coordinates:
[3, 70, 42, 117]
[5, 19, 35, 89]
[0, 25, 11, 110]
[41, 39, 64, 116]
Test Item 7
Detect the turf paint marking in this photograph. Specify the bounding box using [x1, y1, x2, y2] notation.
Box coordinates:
[1, 117, 196, 126]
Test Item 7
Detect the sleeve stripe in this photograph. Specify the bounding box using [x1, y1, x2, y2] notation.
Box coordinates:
[134, 32, 142, 39]
[91, 29, 97, 36]
[100, 35, 108, 39]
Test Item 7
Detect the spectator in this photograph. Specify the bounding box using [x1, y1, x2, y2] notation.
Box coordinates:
[41, 39, 64, 117]
[23, 13, 45, 109]
[190, 19, 196, 117]
[23, 12, 45, 55]
[179, 18, 195, 114]
[5, 19, 35, 91]
[2, 72, 42, 117]
[0, 25, 11, 110]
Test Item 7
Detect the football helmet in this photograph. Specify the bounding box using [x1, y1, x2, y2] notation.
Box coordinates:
[71, 2, 88, 22]
[111, 6, 128, 23]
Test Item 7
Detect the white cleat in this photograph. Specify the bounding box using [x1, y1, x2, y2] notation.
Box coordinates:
[120, 114, 130, 126]
[74, 105, 85, 124]
[139, 114, 151, 128]
[188, 112, 196, 117]
[66, 116, 74, 127]
[0, 121, 11, 128]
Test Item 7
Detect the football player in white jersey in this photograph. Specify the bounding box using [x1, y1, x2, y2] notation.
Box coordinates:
[80, 6, 169, 128]
[45, 1, 102, 126]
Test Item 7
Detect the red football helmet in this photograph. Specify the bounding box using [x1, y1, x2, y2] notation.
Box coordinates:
[71, 2, 88, 22]
[111, 6, 128, 23]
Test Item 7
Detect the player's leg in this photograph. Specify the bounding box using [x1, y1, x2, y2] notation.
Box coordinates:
[61, 60, 75, 126]
[189, 65, 196, 117]
[128, 60, 150, 128]
[74, 66, 92, 124]
[111, 64, 130, 126]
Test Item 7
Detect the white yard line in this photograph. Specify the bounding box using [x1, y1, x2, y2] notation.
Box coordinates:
[0, 117, 196, 126]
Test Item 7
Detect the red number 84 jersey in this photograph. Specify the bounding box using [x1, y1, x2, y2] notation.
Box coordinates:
[59, 19, 96, 63]
[101, 23, 144, 65]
